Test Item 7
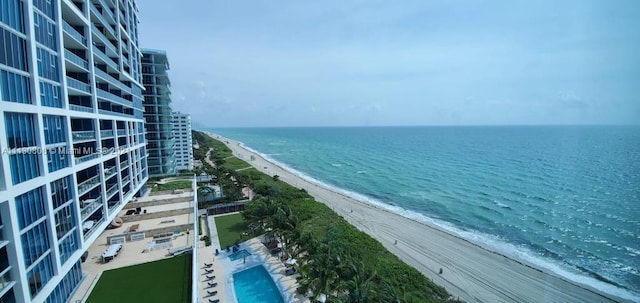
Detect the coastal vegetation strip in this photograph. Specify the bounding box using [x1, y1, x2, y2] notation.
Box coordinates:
[193, 130, 460, 302]
[87, 254, 192, 303]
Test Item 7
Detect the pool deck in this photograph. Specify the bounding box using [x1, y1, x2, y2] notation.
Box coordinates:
[199, 213, 309, 303]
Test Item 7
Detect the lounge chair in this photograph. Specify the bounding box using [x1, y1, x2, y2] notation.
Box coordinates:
[207, 290, 218, 296]
[209, 299, 220, 303]
[206, 275, 215, 280]
[204, 262, 212, 267]
[204, 268, 213, 273]
[207, 282, 218, 287]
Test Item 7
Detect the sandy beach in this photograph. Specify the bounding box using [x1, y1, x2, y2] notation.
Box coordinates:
[208, 132, 625, 303]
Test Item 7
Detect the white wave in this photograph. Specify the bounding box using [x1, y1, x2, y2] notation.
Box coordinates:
[331, 163, 343, 167]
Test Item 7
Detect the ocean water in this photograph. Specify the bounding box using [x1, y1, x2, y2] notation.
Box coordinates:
[210, 126, 640, 300]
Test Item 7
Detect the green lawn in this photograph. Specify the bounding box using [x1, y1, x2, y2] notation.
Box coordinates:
[215, 213, 248, 248]
[152, 180, 192, 192]
[87, 255, 192, 303]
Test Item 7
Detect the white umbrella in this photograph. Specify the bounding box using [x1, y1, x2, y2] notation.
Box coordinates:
[285, 258, 297, 266]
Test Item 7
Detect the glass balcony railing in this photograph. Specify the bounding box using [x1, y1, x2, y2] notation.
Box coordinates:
[91, 24, 117, 55]
[0, 268, 13, 293]
[97, 88, 131, 106]
[75, 153, 99, 164]
[70, 104, 93, 113]
[83, 218, 105, 239]
[100, 130, 114, 138]
[63, 21, 86, 45]
[117, 129, 126, 136]
[94, 68, 129, 91]
[72, 130, 96, 142]
[119, 160, 128, 169]
[78, 175, 100, 196]
[106, 184, 118, 197]
[80, 196, 102, 220]
[122, 175, 130, 184]
[92, 45, 118, 70]
[64, 49, 89, 69]
[66, 76, 91, 93]
[104, 166, 117, 177]
[90, 4, 116, 38]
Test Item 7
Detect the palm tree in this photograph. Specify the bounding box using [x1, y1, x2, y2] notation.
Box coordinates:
[334, 262, 378, 303]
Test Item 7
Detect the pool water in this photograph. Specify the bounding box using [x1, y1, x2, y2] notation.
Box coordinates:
[228, 249, 251, 261]
[233, 265, 284, 303]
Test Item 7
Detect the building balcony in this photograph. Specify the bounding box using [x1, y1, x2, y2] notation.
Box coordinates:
[117, 129, 126, 136]
[63, 21, 87, 46]
[90, 3, 117, 39]
[122, 175, 130, 184]
[80, 196, 102, 220]
[72, 130, 96, 142]
[98, 109, 131, 118]
[64, 49, 89, 70]
[75, 153, 99, 164]
[91, 24, 118, 55]
[78, 174, 100, 196]
[97, 88, 132, 107]
[100, 129, 114, 138]
[104, 166, 117, 178]
[70, 104, 94, 113]
[66, 76, 91, 94]
[119, 160, 128, 169]
[83, 217, 105, 239]
[94, 68, 130, 91]
[92, 45, 118, 70]
[106, 184, 118, 198]
[0, 267, 14, 294]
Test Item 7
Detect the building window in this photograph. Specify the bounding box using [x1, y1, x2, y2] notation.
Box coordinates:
[57, 230, 78, 264]
[0, 0, 25, 33]
[0, 69, 31, 104]
[5, 112, 37, 148]
[27, 253, 53, 297]
[33, 12, 57, 50]
[44, 261, 82, 303]
[42, 115, 66, 145]
[15, 186, 46, 230]
[21, 220, 51, 267]
[54, 204, 75, 240]
[33, 0, 56, 20]
[0, 27, 28, 71]
[36, 47, 58, 81]
[50, 175, 73, 209]
[40, 81, 62, 107]
[47, 147, 69, 173]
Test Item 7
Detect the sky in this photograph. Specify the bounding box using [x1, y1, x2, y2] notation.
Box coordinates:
[136, 0, 640, 127]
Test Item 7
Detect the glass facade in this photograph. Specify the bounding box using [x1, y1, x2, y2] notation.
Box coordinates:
[0, 27, 28, 71]
[14, 186, 46, 230]
[0, 0, 25, 33]
[5, 113, 42, 184]
[33, 12, 57, 50]
[39, 81, 62, 107]
[36, 47, 59, 82]
[26, 253, 53, 297]
[0, 70, 31, 104]
[0, 1, 149, 301]
[42, 115, 66, 145]
[44, 261, 82, 303]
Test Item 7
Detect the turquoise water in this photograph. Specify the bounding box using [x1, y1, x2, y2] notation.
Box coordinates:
[233, 265, 284, 303]
[212, 126, 640, 300]
[228, 249, 251, 261]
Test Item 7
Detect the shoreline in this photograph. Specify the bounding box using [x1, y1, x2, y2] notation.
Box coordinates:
[207, 132, 629, 303]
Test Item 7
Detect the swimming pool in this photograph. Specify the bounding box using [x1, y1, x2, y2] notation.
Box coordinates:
[228, 249, 251, 261]
[233, 265, 284, 303]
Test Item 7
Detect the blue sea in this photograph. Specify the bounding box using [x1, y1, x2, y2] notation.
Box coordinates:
[210, 126, 640, 300]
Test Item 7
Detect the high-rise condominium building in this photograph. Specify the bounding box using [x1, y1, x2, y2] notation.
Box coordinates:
[171, 112, 193, 171]
[0, 0, 148, 302]
[141, 49, 176, 177]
